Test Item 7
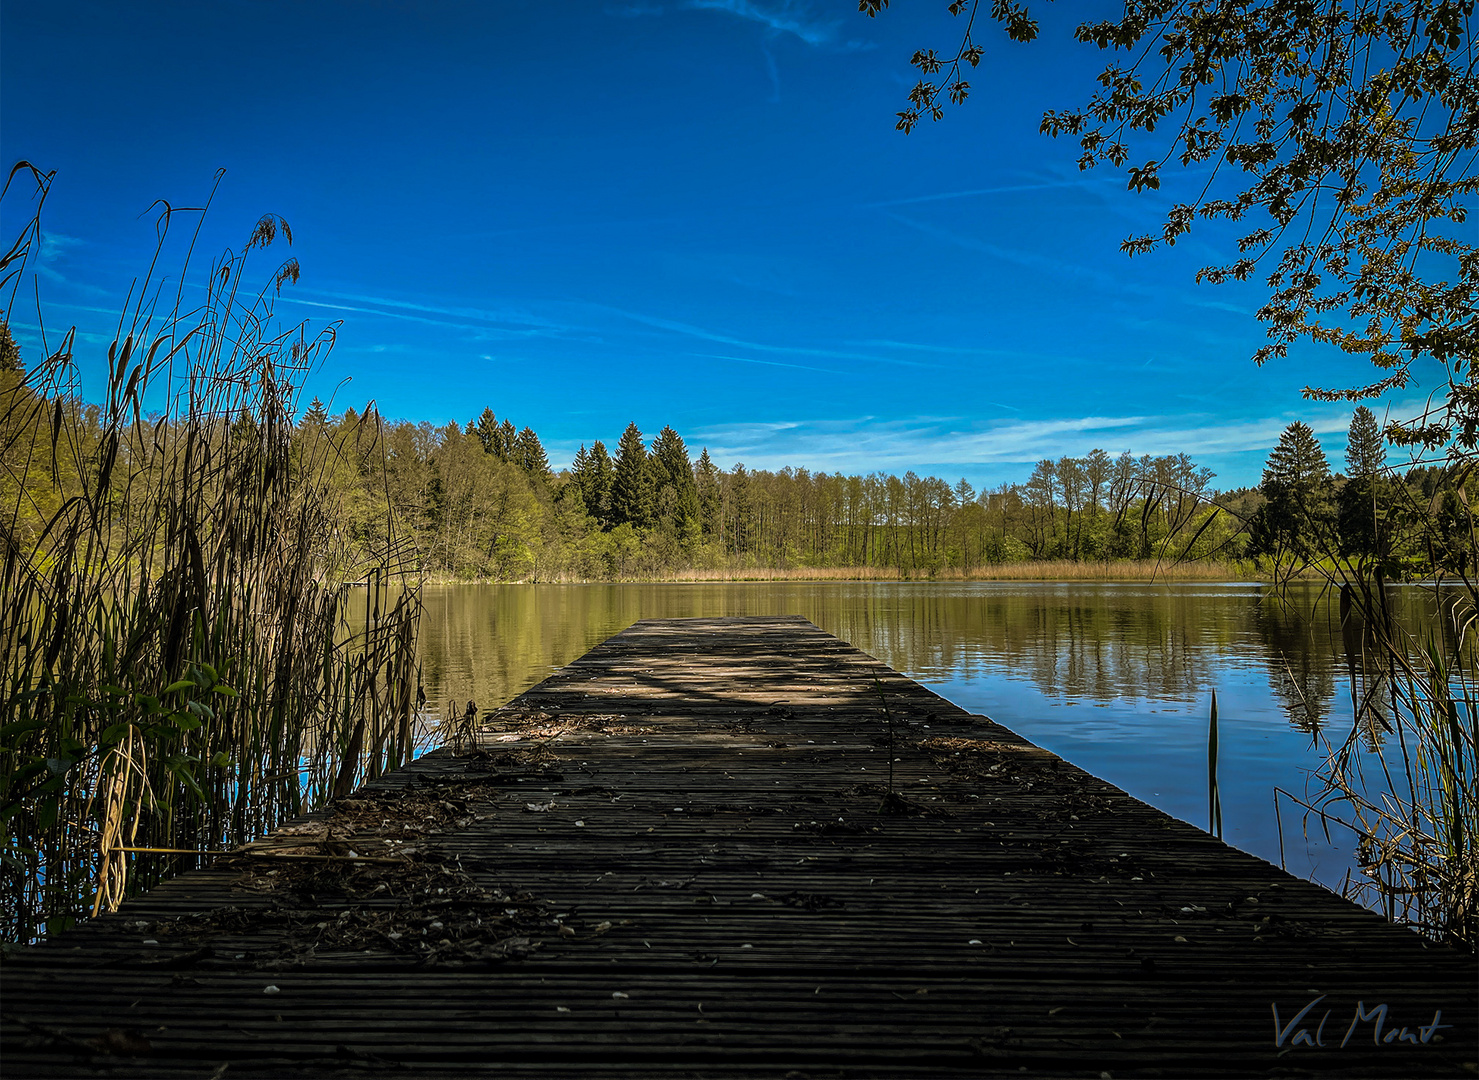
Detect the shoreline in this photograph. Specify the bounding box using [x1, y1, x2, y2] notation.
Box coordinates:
[408, 558, 1273, 586]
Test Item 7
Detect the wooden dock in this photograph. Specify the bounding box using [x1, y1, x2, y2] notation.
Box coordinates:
[3, 616, 1474, 1077]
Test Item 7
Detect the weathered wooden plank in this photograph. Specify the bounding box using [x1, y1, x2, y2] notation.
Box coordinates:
[3, 615, 1474, 1077]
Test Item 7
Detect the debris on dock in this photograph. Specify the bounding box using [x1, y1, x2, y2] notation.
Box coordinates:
[3, 616, 1473, 1077]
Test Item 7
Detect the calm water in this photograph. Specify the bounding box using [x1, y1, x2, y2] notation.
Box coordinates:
[414, 580, 1438, 900]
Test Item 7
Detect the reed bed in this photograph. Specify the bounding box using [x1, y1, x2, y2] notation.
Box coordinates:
[1277, 543, 1477, 950]
[648, 559, 1258, 583]
[0, 166, 422, 942]
[420, 558, 1262, 585]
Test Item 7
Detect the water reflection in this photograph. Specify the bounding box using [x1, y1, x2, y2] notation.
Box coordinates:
[418, 581, 1443, 729]
[1253, 596, 1340, 731]
[412, 580, 1450, 901]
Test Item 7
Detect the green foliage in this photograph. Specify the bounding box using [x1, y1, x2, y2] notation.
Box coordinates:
[695, 448, 722, 543]
[271, 402, 1468, 584]
[0, 319, 21, 374]
[1262, 421, 1331, 492]
[1346, 406, 1387, 479]
[649, 426, 701, 555]
[515, 426, 551, 483]
[474, 407, 502, 458]
[1251, 422, 1335, 579]
[610, 422, 654, 529]
[569, 440, 614, 527]
[1337, 476, 1385, 559]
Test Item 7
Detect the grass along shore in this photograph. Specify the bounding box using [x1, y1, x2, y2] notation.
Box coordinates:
[415, 558, 1266, 585]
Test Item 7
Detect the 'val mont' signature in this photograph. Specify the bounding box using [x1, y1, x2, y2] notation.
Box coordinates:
[1272, 996, 1451, 1050]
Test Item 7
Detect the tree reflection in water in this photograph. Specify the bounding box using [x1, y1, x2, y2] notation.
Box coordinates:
[405, 580, 1450, 905]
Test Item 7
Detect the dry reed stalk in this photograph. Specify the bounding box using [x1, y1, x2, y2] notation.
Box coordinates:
[1274, 493, 1477, 950]
[0, 165, 424, 942]
[88, 726, 148, 917]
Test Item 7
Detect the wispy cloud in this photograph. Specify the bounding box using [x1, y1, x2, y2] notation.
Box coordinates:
[34, 231, 106, 292]
[40, 231, 84, 262]
[684, 0, 864, 49]
[686, 407, 1373, 482]
[280, 288, 577, 339]
[690, 351, 842, 375]
[692, 414, 1148, 472]
[270, 286, 953, 370]
[845, 337, 1033, 360]
[885, 212, 1112, 287]
[865, 177, 1114, 209]
[761, 40, 782, 102]
[308, 289, 568, 331]
[605, 2, 663, 16]
[883, 212, 1260, 320]
[586, 301, 938, 368]
[4, 319, 116, 351]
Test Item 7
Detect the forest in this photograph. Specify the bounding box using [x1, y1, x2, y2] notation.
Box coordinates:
[277, 399, 1478, 582]
[7, 322, 1462, 585]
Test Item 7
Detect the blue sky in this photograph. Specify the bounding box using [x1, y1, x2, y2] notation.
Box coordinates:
[1, 0, 1451, 489]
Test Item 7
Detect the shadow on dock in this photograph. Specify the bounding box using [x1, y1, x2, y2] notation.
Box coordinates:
[3, 616, 1474, 1077]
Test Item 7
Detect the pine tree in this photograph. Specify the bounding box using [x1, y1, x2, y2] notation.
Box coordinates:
[649, 426, 700, 550]
[0, 320, 23, 374]
[301, 396, 329, 430]
[726, 464, 751, 556]
[570, 444, 592, 508]
[515, 426, 551, 483]
[498, 420, 517, 462]
[1339, 408, 1389, 558]
[1252, 421, 1335, 572]
[1345, 406, 1386, 479]
[695, 448, 722, 542]
[610, 422, 654, 528]
[586, 440, 613, 527]
[475, 408, 499, 456]
[1262, 422, 1331, 493]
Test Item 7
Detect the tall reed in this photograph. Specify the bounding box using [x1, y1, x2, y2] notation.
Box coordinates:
[1277, 492, 1477, 950]
[0, 165, 423, 942]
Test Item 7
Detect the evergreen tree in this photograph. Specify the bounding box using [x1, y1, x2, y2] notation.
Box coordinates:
[569, 444, 592, 509]
[1262, 422, 1331, 492]
[1338, 406, 1390, 558]
[1337, 474, 1384, 559]
[649, 426, 700, 550]
[0, 320, 23, 374]
[586, 440, 613, 527]
[515, 426, 551, 483]
[727, 463, 750, 555]
[610, 423, 653, 528]
[498, 420, 517, 462]
[475, 408, 499, 456]
[1345, 406, 1386, 479]
[301, 396, 329, 430]
[1251, 422, 1335, 572]
[695, 448, 722, 542]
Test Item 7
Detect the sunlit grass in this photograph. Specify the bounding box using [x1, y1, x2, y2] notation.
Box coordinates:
[620, 559, 1257, 582]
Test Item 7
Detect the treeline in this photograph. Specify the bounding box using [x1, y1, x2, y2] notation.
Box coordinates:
[294, 402, 1255, 580]
[6, 330, 1466, 582]
[333, 402, 1468, 581]
[1237, 410, 1475, 583]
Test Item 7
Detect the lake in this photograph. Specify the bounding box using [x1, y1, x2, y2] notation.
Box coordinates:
[413, 580, 1433, 903]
